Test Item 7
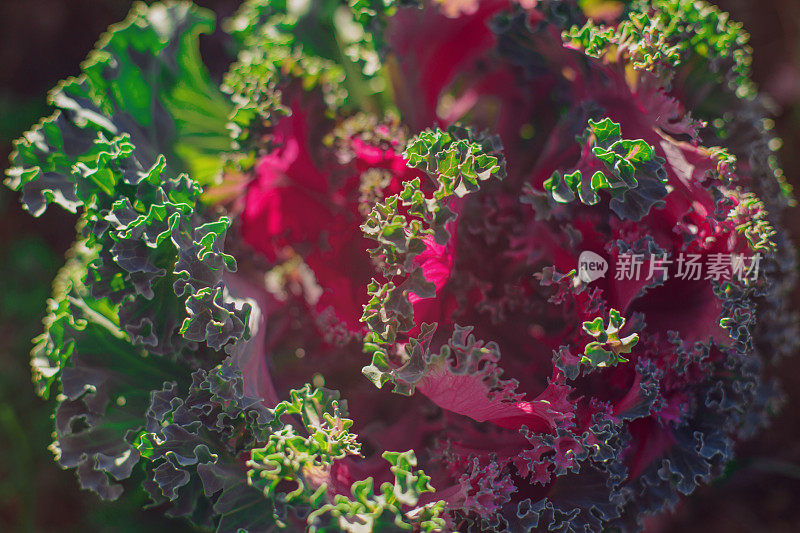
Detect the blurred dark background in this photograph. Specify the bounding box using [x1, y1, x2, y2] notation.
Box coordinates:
[0, 0, 797, 531]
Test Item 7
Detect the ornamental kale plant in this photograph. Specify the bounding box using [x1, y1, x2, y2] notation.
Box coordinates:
[5, 0, 798, 531]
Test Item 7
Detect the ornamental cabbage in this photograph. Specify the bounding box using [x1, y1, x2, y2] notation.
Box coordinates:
[5, 0, 797, 531]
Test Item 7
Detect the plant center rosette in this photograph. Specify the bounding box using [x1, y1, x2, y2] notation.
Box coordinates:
[5, 0, 797, 531]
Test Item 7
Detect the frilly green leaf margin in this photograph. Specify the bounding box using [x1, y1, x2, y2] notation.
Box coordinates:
[309, 450, 446, 532]
[580, 309, 639, 370]
[5, 0, 251, 506]
[6, 1, 232, 201]
[544, 117, 669, 221]
[8, 0, 250, 387]
[361, 125, 506, 392]
[564, 0, 754, 96]
[139, 373, 444, 532]
[221, 0, 395, 169]
[9, 4, 446, 531]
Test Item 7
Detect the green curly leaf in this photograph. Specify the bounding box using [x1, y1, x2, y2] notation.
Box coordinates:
[544, 117, 668, 220]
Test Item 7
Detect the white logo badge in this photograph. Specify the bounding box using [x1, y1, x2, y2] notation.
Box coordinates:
[578, 251, 608, 283]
